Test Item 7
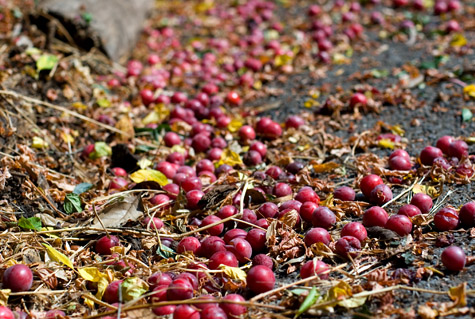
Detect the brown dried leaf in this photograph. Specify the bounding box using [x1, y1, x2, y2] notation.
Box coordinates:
[90, 195, 144, 228]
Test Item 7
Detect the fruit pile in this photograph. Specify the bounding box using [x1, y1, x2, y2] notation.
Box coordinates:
[0, 0, 473, 318]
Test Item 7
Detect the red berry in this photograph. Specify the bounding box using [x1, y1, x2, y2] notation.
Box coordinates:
[201, 306, 227, 319]
[335, 236, 361, 258]
[385, 215, 412, 236]
[45, 310, 66, 319]
[448, 140, 469, 160]
[109, 177, 128, 190]
[420, 146, 443, 166]
[201, 215, 224, 236]
[140, 89, 155, 106]
[459, 202, 475, 228]
[247, 265, 275, 294]
[156, 161, 177, 179]
[150, 194, 171, 208]
[295, 187, 320, 204]
[168, 279, 194, 301]
[185, 190, 204, 210]
[389, 156, 412, 170]
[252, 254, 274, 270]
[300, 260, 330, 279]
[390, 149, 410, 160]
[273, 183, 292, 198]
[239, 125, 256, 141]
[220, 294, 247, 318]
[285, 116, 305, 129]
[312, 206, 336, 229]
[250, 141, 267, 157]
[360, 174, 384, 198]
[176, 273, 198, 290]
[305, 228, 331, 246]
[334, 186, 355, 201]
[173, 304, 199, 319]
[436, 136, 454, 154]
[300, 201, 318, 222]
[398, 204, 421, 217]
[148, 272, 173, 288]
[142, 216, 164, 230]
[434, 207, 459, 231]
[103, 280, 122, 303]
[111, 167, 127, 177]
[349, 93, 367, 108]
[410, 193, 433, 214]
[224, 229, 247, 244]
[199, 236, 226, 258]
[177, 237, 201, 254]
[239, 209, 258, 227]
[2, 264, 33, 292]
[227, 91, 241, 105]
[209, 251, 238, 270]
[243, 150, 262, 166]
[96, 235, 120, 255]
[258, 202, 279, 218]
[192, 134, 211, 153]
[441, 246, 466, 271]
[0, 307, 14, 319]
[341, 222, 367, 243]
[246, 229, 267, 252]
[265, 166, 283, 179]
[226, 238, 252, 263]
[363, 206, 389, 227]
[280, 200, 302, 213]
[217, 205, 238, 219]
[369, 184, 393, 205]
[164, 132, 181, 147]
[153, 305, 176, 316]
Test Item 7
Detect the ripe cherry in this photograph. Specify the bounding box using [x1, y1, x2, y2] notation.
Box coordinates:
[389, 156, 412, 171]
[349, 93, 367, 108]
[201, 215, 224, 236]
[295, 187, 320, 204]
[247, 265, 275, 294]
[441, 246, 466, 271]
[363, 206, 389, 227]
[177, 237, 201, 254]
[360, 174, 384, 198]
[258, 202, 279, 218]
[103, 280, 122, 303]
[96, 235, 120, 255]
[459, 202, 475, 228]
[369, 184, 393, 205]
[250, 141, 267, 157]
[220, 294, 247, 318]
[341, 222, 367, 243]
[209, 251, 238, 270]
[238, 125, 256, 141]
[173, 305, 199, 319]
[252, 254, 274, 270]
[385, 215, 412, 236]
[227, 91, 241, 105]
[436, 136, 454, 154]
[201, 306, 227, 319]
[2, 264, 33, 292]
[246, 229, 267, 252]
[434, 207, 459, 231]
[285, 115, 305, 129]
[397, 204, 421, 217]
[226, 238, 253, 263]
[335, 236, 361, 258]
[419, 146, 443, 166]
[448, 140, 469, 160]
[199, 236, 226, 258]
[224, 229, 247, 244]
[312, 206, 336, 229]
[300, 260, 330, 279]
[167, 279, 194, 301]
[410, 193, 433, 214]
[142, 216, 164, 230]
[273, 182, 292, 197]
[333, 186, 355, 201]
[304, 228, 331, 246]
[0, 307, 14, 319]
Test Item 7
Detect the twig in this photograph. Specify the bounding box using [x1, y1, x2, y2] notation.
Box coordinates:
[92, 204, 110, 238]
[26, 178, 67, 218]
[10, 290, 68, 296]
[382, 176, 423, 209]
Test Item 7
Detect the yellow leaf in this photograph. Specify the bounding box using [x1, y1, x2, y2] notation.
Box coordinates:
[171, 145, 187, 154]
[450, 34, 467, 47]
[449, 282, 467, 307]
[216, 148, 242, 167]
[137, 158, 153, 169]
[253, 80, 262, 90]
[338, 296, 367, 308]
[391, 125, 405, 136]
[60, 132, 74, 143]
[115, 116, 135, 141]
[96, 274, 110, 300]
[378, 139, 395, 149]
[313, 162, 339, 173]
[220, 265, 247, 281]
[32, 136, 48, 149]
[0, 289, 10, 306]
[78, 267, 103, 282]
[130, 169, 169, 186]
[43, 244, 74, 269]
[412, 185, 439, 197]
[327, 281, 352, 301]
[142, 110, 160, 125]
[72, 102, 88, 110]
[228, 118, 243, 133]
[83, 293, 96, 308]
[463, 84, 475, 99]
[4, 260, 17, 268]
[320, 194, 334, 207]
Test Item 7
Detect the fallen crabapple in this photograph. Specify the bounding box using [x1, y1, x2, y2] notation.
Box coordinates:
[103, 280, 123, 304]
[385, 215, 412, 236]
[95, 235, 120, 255]
[220, 294, 247, 318]
[459, 202, 475, 228]
[333, 186, 355, 201]
[167, 278, 194, 301]
[2, 264, 33, 292]
[252, 254, 274, 270]
[363, 206, 389, 227]
[419, 146, 443, 166]
[410, 193, 433, 214]
[246, 265, 275, 294]
[0, 307, 14, 319]
[369, 184, 393, 205]
[173, 304, 200, 319]
[341, 222, 367, 243]
[142, 216, 164, 230]
[433, 207, 459, 231]
[304, 227, 331, 246]
[335, 236, 361, 258]
[441, 246, 466, 271]
[397, 204, 421, 218]
[312, 206, 336, 229]
[300, 259, 330, 280]
[360, 174, 383, 198]
[208, 251, 239, 270]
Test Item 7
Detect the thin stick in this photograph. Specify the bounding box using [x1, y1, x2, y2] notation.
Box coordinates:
[92, 204, 110, 238]
[26, 178, 67, 218]
[382, 176, 422, 209]
[10, 290, 67, 296]
[81, 293, 118, 309]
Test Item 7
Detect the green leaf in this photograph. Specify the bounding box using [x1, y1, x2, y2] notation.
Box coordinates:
[18, 217, 42, 231]
[64, 193, 82, 214]
[290, 288, 310, 296]
[36, 54, 59, 71]
[121, 277, 148, 302]
[156, 244, 175, 259]
[89, 142, 112, 159]
[73, 183, 93, 195]
[96, 98, 111, 108]
[295, 287, 319, 318]
[135, 145, 157, 153]
[462, 108, 473, 122]
[82, 12, 93, 24]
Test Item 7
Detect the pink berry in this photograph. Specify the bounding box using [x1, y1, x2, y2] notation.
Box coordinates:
[177, 237, 201, 254]
[397, 204, 421, 217]
[300, 201, 318, 222]
[199, 236, 226, 258]
[349, 93, 367, 108]
[110, 167, 127, 177]
[389, 156, 412, 170]
[334, 186, 355, 201]
[247, 265, 275, 294]
[410, 193, 433, 214]
[224, 229, 248, 244]
[369, 184, 393, 205]
[295, 187, 320, 204]
[201, 215, 224, 236]
[258, 202, 278, 218]
[273, 183, 292, 198]
[419, 146, 443, 166]
[167, 279, 194, 301]
[363, 206, 389, 227]
[304, 228, 331, 246]
[0, 307, 14, 319]
[341, 222, 367, 243]
[335, 236, 361, 258]
[436, 136, 454, 154]
[441, 246, 466, 271]
[300, 260, 330, 279]
[238, 125, 256, 141]
[459, 202, 475, 228]
[103, 280, 122, 303]
[434, 207, 459, 231]
[246, 229, 267, 253]
[360, 174, 384, 198]
[250, 141, 267, 157]
[385, 215, 412, 236]
[96, 235, 120, 255]
[220, 294, 247, 318]
[173, 305, 199, 319]
[209, 251, 238, 270]
[285, 116, 305, 129]
[164, 132, 181, 147]
[2, 264, 33, 292]
[142, 216, 164, 230]
[447, 140, 469, 160]
[252, 254, 274, 270]
[226, 238, 253, 263]
[312, 206, 336, 229]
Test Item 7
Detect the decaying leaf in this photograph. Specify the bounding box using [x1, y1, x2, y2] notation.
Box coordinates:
[220, 265, 247, 281]
[43, 244, 74, 269]
[90, 195, 144, 228]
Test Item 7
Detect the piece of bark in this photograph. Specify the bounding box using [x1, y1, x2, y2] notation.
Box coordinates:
[34, 0, 153, 61]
